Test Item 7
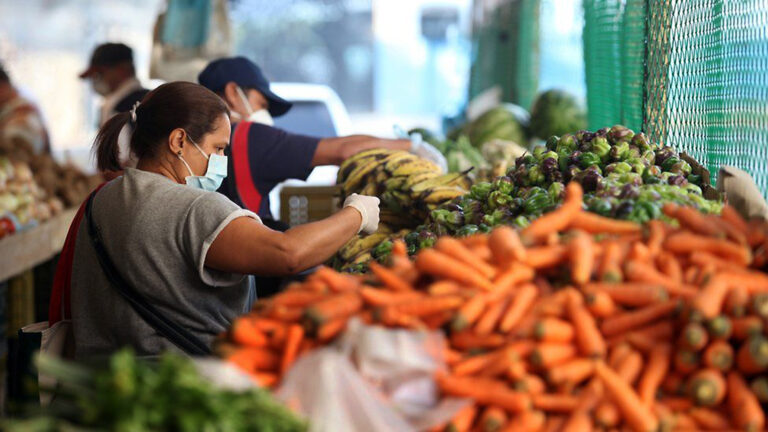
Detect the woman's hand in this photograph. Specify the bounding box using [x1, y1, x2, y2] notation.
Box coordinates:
[342, 193, 380, 234]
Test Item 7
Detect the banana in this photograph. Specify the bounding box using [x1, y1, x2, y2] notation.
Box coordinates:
[337, 149, 393, 184]
[343, 162, 382, 195]
[411, 172, 469, 193]
[402, 171, 440, 189]
[373, 168, 389, 184]
[338, 232, 388, 261]
[349, 250, 374, 265]
[384, 176, 408, 191]
[382, 151, 420, 174]
[359, 182, 378, 196]
[418, 186, 465, 204]
[390, 159, 441, 178]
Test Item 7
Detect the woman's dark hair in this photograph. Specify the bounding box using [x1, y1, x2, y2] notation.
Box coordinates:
[94, 81, 228, 171]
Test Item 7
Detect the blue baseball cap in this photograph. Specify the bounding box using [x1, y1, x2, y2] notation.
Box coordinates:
[198, 56, 292, 117]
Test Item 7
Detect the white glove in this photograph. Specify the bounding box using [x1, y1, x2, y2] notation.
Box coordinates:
[343, 193, 380, 234]
[409, 132, 448, 173]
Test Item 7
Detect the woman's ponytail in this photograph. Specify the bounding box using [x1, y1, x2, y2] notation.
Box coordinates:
[93, 112, 131, 172]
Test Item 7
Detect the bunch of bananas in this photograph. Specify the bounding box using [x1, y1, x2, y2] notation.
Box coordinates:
[334, 149, 473, 271]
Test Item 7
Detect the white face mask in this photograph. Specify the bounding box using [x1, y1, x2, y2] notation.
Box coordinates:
[235, 86, 274, 126]
[177, 134, 228, 192]
[92, 78, 111, 96]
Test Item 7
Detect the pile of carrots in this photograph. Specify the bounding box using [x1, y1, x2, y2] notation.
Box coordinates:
[219, 182, 768, 432]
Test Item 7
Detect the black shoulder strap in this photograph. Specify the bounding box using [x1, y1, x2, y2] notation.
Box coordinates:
[84, 193, 211, 356]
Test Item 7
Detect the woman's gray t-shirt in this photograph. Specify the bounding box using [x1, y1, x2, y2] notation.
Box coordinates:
[71, 168, 260, 359]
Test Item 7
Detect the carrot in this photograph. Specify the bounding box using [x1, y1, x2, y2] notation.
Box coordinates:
[252, 371, 278, 388]
[624, 260, 697, 298]
[389, 295, 464, 317]
[474, 297, 510, 335]
[489, 225, 527, 266]
[721, 205, 749, 237]
[567, 293, 606, 358]
[732, 315, 764, 340]
[547, 358, 595, 386]
[523, 181, 583, 240]
[638, 344, 671, 406]
[608, 343, 633, 370]
[304, 291, 362, 325]
[656, 252, 683, 283]
[268, 305, 305, 322]
[599, 300, 678, 337]
[663, 203, 724, 237]
[646, 220, 665, 257]
[359, 287, 422, 306]
[450, 332, 506, 350]
[568, 230, 594, 285]
[480, 348, 523, 379]
[499, 283, 538, 332]
[587, 282, 668, 307]
[514, 373, 547, 395]
[569, 211, 642, 235]
[451, 292, 488, 333]
[724, 285, 750, 317]
[542, 416, 565, 432]
[504, 410, 545, 431]
[594, 361, 659, 432]
[702, 340, 734, 371]
[230, 317, 269, 348]
[436, 236, 496, 279]
[684, 266, 699, 285]
[533, 317, 575, 343]
[727, 371, 765, 431]
[687, 368, 726, 407]
[594, 401, 620, 428]
[272, 290, 327, 307]
[616, 349, 644, 384]
[443, 347, 463, 366]
[313, 266, 359, 292]
[659, 396, 693, 412]
[664, 231, 752, 266]
[228, 347, 280, 372]
[680, 322, 709, 351]
[391, 255, 418, 284]
[437, 374, 532, 412]
[752, 293, 768, 318]
[599, 241, 625, 282]
[674, 349, 699, 375]
[280, 324, 304, 374]
[446, 403, 477, 432]
[492, 262, 535, 292]
[661, 371, 685, 395]
[368, 261, 413, 292]
[415, 249, 493, 290]
[751, 376, 768, 403]
[707, 315, 732, 340]
[453, 350, 500, 376]
[737, 335, 768, 374]
[529, 343, 577, 369]
[584, 291, 617, 320]
[688, 407, 731, 431]
[532, 394, 579, 413]
[524, 245, 568, 269]
[316, 317, 347, 342]
[560, 410, 592, 432]
[428, 280, 461, 296]
[479, 406, 508, 432]
[423, 310, 454, 330]
[391, 239, 407, 258]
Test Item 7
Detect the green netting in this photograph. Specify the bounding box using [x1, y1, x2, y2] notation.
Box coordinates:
[582, 0, 645, 131]
[469, 0, 540, 109]
[646, 1, 768, 195]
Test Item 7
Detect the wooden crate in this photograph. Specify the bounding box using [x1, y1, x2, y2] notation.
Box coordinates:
[280, 186, 342, 226]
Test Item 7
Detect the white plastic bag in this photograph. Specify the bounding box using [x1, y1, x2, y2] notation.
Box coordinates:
[276, 318, 468, 432]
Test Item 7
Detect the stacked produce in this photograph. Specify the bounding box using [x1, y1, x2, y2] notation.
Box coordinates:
[221, 183, 768, 431]
[0, 157, 64, 238]
[5, 350, 306, 432]
[333, 149, 471, 272]
[529, 89, 587, 140]
[421, 125, 722, 248]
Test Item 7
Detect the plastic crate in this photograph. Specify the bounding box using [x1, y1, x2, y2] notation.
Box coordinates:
[279, 186, 342, 227]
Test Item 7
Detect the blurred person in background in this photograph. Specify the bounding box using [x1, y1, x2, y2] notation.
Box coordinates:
[198, 56, 446, 227]
[0, 62, 50, 158]
[79, 43, 149, 171]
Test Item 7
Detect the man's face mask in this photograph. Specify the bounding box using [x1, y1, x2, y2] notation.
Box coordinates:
[92, 74, 111, 96]
[234, 86, 274, 126]
[177, 133, 228, 192]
